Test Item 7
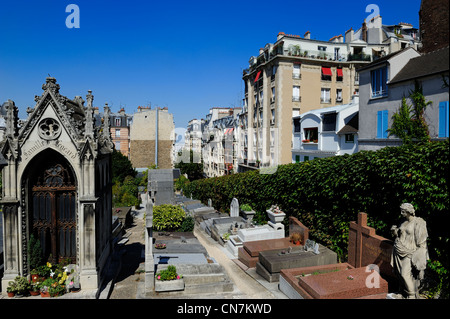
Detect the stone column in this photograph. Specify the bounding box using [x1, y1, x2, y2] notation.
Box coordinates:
[79, 202, 98, 290]
[1, 202, 20, 293]
[144, 194, 155, 293]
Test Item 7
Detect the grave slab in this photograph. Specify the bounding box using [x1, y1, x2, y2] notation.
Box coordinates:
[238, 238, 295, 268]
[297, 265, 388, 299]
[256, 244, 337, 282]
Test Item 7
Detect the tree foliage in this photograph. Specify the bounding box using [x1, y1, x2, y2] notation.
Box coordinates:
[388, 81, 431, 144]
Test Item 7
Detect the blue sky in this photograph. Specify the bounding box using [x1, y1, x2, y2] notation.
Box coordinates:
[0, 0, 421, 128]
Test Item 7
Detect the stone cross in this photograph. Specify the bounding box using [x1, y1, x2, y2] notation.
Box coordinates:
[230, 198, 239, 217]
[348, 212, 376, 268]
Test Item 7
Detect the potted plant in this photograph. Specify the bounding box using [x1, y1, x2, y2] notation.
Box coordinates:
[39, 278, 56, 297]
[29, 281, 41, 296]
[6, 282, 17, 298]
[240, 204, 256, 220]
[155, 243, 167, 249]
[10, 276, 30, 297]
[155, 265, 184, 292]
[290, 232, 302, 245]
[30, 268, 39, 283]
[267, 205, 286, 223]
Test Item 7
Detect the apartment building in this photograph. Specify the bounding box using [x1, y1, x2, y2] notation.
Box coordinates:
[201, 107, 241, 177]
[129, 106, 175, 170]
[184, 118, 205, 155]
[239, 16, 421, 170]
[292, 97, 359, 163]
[110, 108, 132, 158]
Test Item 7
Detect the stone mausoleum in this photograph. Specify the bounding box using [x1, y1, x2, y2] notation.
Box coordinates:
[1, 77, 114, 292]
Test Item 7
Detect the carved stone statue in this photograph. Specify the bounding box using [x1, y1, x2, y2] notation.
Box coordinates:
[389, 203, 429, 299]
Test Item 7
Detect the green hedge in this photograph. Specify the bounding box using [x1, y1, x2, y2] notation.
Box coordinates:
[182, 141, 449, 296]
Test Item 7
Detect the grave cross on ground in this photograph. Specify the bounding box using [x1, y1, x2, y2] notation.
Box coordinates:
[348, 212, 375, 268]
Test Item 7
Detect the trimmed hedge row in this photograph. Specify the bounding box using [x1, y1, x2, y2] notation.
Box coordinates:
[182, 141, 449, 294]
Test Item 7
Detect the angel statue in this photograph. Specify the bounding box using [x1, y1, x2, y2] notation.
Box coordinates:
[388, 203, 429, 299]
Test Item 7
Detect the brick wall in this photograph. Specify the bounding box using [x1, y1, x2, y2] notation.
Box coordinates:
[419, 0, 450, 53]
[130, 139, 173, 169]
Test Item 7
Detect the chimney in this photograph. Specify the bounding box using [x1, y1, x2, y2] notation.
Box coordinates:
[277, 32, 285, 41]
[362, 21, 368, 42]
[345, 28, 354, 43]
[338, 34, 344, 43]
[304, 31, 310, 39]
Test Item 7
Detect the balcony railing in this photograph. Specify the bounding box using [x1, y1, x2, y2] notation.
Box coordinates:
[347, 53, 372, 62]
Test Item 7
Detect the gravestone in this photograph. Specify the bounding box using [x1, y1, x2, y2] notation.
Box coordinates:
[230, 198, 239, 217]
[148, 169, 177, 205]
[238, 216, 309, 268]
[279, 212, 392, 299]
[256, 243, 338, 282]
[348, 212, 394, 279]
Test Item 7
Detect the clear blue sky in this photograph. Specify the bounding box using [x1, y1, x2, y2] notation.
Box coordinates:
[0, 0, 421, 128]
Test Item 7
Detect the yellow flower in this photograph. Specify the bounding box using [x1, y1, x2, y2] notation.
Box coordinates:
[47, 262, 52, 268]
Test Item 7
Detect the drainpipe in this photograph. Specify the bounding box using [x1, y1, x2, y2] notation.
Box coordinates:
[155, 107, 158, 167]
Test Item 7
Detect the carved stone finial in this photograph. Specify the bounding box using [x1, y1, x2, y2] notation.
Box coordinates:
[84, 90, 94, 138]
[42, 77, 60, 94]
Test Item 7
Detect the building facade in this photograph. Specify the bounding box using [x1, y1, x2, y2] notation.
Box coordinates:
[358, 47, 449, 151]
[1, 77, 114, 292]
[109, 108, 132, 158]
[129, 107, 175, 170]
[292, 98, 359, 163]
[239, 16, 421, 170]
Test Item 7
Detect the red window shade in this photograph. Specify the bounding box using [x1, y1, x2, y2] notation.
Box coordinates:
[322, 67, 332, 76]
[254, 71, 262, 83]
[337, 68, 343, 77]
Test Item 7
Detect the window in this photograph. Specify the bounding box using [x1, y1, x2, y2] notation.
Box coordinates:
[293, 64, 301, 79]
[322, 113, 337, 131]
[115, 129, 121, 137]
[377, 110, 389, 139]
[318, 46, 327, 51]
[271, 65, 277, 81]
[271, 87, 275, 102]
[304, 156, 310, 161]
[345, 134, 355, 143]
[321, 67, 332, 81]
[336, 89, 343, 102]
[293, 118, 301, 132]
[321, 88, 331, 103]
[293, 86, 300, 102]
[115, 117, 121, 126]
[336, 67, 343, 81]
[371, 66, 388, 98]
[439, 101, 449, 138]
[303, 127, 318, 142]
[295, 155, 300, 163]
[115, 141, 121, 150]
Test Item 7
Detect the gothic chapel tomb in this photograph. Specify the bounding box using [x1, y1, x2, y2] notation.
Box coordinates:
[1, 77, 114, 292]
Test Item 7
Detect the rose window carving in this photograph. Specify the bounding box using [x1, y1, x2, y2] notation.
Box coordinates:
[38, 118, 61, 140]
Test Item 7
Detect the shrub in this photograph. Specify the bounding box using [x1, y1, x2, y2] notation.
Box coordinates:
[153, 204, 186, 231]
[179, 216, 195, 232]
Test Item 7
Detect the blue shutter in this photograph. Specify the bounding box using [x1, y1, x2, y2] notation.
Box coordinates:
[377, 111, 383, 138]
[439, 101, 449, 137]
[382, 110, 389, 138]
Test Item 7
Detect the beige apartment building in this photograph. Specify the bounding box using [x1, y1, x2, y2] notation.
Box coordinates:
[109, 108, 132, 158]
[239, 16, 420, 170]
[129, 106, 175, 170]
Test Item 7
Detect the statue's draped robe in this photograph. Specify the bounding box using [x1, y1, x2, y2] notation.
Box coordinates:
[391, 217, 428, 298]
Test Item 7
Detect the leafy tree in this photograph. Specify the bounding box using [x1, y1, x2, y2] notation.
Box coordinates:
[111, 149, 136, 184]
[174, 149, 204, 181]
[388, 81, 431, 143]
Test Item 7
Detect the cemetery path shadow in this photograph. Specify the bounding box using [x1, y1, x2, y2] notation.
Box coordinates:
[115, 242, 145, 282]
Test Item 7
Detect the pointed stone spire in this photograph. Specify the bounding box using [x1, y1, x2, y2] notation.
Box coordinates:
[85, 90, 94, 138]
[4, 99, 18, 139]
